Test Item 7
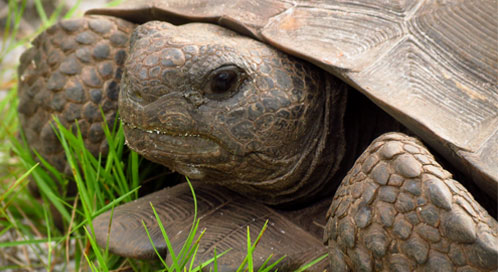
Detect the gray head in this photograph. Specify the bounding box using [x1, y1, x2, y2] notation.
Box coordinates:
[120, 21, 348, 205]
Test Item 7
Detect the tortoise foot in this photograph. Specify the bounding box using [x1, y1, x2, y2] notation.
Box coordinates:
[325, 132, 498, 271]
[92, 182, 327, 271]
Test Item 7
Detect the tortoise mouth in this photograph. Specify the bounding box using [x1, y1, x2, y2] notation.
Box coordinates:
[122, 122, 222, 158]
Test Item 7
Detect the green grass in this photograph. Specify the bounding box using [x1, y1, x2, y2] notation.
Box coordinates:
[0, 0, 328, 271]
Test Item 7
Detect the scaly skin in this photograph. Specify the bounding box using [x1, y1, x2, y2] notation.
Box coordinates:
[326, 133, 497, 271]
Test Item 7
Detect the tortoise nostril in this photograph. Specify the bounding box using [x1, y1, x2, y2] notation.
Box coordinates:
[184, 89, 207, 107]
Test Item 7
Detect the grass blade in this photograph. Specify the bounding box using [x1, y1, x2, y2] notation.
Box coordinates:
[294, 253, 328, 272]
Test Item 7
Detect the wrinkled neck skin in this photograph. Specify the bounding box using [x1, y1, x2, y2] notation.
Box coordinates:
[261, 77, 405, 207]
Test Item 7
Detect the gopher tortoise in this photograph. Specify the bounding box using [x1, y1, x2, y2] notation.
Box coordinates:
[17, 0, 497, 271]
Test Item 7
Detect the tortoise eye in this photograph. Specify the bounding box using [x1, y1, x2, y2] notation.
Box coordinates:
[205, 66, 243, 99]
[211, 70, 237, 94]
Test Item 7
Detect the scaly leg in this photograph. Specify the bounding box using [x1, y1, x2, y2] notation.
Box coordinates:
[326, 133, 497, 271]
[18, 15, 135, 176]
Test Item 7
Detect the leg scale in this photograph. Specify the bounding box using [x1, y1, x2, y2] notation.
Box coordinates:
[326, 133, 497, 271]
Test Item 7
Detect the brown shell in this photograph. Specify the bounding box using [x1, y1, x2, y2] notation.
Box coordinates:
[87, 0, 498, 198]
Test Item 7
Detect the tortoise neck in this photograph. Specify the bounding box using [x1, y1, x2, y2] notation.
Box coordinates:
[258, 78, 405, 207]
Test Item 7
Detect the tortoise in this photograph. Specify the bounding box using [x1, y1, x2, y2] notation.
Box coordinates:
[17, 0, 497, 271]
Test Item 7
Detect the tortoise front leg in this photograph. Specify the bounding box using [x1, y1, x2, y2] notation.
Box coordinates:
[325, 133, 497, 271]
[18, 15, 135, 177]
[92, 182, 328, 271]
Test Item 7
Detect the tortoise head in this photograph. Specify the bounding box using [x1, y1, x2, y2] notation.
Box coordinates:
[120, 21, 347, 205]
